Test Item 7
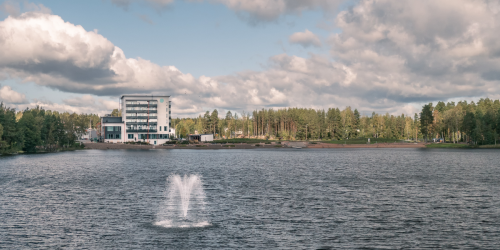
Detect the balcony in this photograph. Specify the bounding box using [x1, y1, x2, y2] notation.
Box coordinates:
[125, 122, 157, 125]
[125, 110, 158, 113]
[126, 104, 157, 108]
[126, 116, 157, 119]
[126, 129, 158, 133]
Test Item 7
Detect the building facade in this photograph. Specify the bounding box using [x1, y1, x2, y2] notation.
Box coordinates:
[100, 116, 125, 143]
[100, 95, 172, 145]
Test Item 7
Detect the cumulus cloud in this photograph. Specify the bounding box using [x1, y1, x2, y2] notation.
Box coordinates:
[62, 95, 119, 113]
[289, 29, 321, 47]
[0, 13, 201, 96]
[12, 97, 119, 116]
[0, 85, 27, 104]
[3, 0, 500, 117]
[326, 0, 500, 105]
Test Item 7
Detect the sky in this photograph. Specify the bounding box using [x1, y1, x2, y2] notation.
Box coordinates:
[0, 0, 499, 117]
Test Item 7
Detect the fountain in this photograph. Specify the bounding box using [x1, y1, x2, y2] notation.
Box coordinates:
[154, 174, 209, 228]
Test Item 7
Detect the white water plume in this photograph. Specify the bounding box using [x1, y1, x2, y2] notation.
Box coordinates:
[155, 174, 209, 228]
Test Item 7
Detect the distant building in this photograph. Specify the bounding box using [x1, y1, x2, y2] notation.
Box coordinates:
[81, 128, 97, 140]
[100, 95, 172, 145]
[188, 134, 214, 142]
[100, 116, 125, 143]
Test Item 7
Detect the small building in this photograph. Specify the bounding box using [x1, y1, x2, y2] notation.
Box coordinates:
[81, 128, 98, 141]
[188, 134, 214, 142]
[100, 116, 125, 143]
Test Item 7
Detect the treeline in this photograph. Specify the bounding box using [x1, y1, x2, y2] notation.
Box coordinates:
[420, 98, 500, 145]
[0, 104, 99, 153]
[174, 98, 500, 145]
[173, 107, 419, 141]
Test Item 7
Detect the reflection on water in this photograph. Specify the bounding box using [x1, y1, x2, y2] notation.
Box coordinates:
[1, 148, 500, 248]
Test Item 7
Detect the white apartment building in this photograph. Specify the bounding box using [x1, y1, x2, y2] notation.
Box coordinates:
[101, 95, 172, 145]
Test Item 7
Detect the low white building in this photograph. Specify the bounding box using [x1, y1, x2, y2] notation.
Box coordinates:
[188, 134, 214, 142]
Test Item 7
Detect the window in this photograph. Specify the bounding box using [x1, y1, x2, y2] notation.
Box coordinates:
[106, 133, 121, 139]
[157, 134, 169, 139]
[159, 126, 162, 131]
[128, 134, 134, 139]
[164, 126, 167, 131]
[106, 126, 121, 132]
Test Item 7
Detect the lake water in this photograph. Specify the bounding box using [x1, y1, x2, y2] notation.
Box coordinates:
[1, 148, 500, 249]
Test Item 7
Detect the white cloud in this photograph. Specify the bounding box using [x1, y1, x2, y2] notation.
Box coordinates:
[0, 85, 27, 104]
[326, 0, 500, 105]
[289, 29, 322, 47]
[0, 12, 202, 98]
[3, 0, 500, 117]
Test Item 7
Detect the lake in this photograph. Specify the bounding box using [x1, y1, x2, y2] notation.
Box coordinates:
[1, 148, 500, 249]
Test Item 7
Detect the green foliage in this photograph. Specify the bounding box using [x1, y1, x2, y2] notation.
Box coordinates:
[110, 109, 121, 117]
[0, 103, 98, 154]
[325, 138, 404, 144]
[417, 98, 500, 145]
[425, 143, 470, 148]
[420, 103, 434, 142]
[170, 97, 500, 146]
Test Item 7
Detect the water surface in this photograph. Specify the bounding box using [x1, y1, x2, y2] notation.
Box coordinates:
[1, 148, 500, 249]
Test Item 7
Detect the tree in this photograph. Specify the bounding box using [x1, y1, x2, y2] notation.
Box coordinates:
[203, 111, 211, 133]
[110, 109, 121, 117]
[225, 111, 233, 138]
[462, 111, 476, 144]
[210, 109, 219, 136]
[353, 109, 360, 138]
[18, 111, 41, 152]
[420, 103, 434, 142]
[340, 107, 353, 139]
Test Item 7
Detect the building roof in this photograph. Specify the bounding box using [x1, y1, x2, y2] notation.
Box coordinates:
[101, 117, 123, 123]
[120, 94, 170, 99]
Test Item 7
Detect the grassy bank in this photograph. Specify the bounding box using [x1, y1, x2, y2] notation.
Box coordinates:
[478, 144, 500, 149]
[425, 143, 471, 148]
[1, 143, 85, 156]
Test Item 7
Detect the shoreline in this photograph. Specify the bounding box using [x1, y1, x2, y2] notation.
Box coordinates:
[82, 142, 428, 150]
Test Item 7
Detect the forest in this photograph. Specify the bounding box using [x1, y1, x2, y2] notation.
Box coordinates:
[2, 98, 500, 154]
[0, 104, 99, 154]
[173, 98, 500, 145]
